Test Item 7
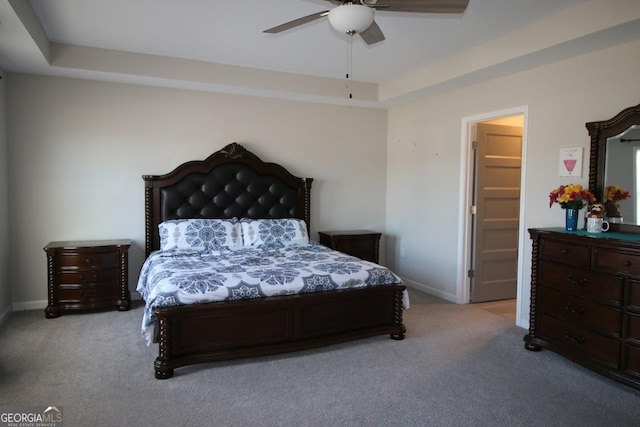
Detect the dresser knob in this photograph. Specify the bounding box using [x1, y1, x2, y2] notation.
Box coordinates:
[561, 249, 569, 254]
[623, 260, 631, 267]
[566, 274, 587, 286]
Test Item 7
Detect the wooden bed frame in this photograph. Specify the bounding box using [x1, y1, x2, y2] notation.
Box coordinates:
[143, 142, 406, 379]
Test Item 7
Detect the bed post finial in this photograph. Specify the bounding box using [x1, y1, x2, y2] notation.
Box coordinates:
[220, 142, 248, 159]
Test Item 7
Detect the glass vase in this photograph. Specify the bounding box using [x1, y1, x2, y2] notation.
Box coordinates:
[565, 208, 579, 231]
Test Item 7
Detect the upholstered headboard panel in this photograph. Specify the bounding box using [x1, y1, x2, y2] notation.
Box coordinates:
[143, 143, 313, 257]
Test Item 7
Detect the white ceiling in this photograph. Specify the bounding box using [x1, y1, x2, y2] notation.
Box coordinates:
[26, 0, 587, 82]
[1, 0, 639, 106]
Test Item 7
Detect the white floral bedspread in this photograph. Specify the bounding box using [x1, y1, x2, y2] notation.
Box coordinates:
[136, 242, 406, 345]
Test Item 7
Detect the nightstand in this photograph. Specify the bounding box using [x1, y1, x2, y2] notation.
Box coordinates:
[44, 239, 131, 318]
[318, 230, 382, 263]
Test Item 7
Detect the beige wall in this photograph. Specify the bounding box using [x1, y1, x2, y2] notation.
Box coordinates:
[4, 29, 640, 327]
[385, 39, 640, 327]
[0, 67, 9, 319]
[6, 74, 388, 307]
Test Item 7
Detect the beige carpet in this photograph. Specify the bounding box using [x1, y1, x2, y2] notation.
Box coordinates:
[474, 299, 516, 321]
[1, 288, 639, 427]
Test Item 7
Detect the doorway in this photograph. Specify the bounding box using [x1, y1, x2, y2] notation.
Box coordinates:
[457, 107, 528, 325]
[470, 120, 523, 302]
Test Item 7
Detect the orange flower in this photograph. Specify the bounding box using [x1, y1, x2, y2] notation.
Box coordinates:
[604, 185, 630, 203]
[549, 184, 595, 209]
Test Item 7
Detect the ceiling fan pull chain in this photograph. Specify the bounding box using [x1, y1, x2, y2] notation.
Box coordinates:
[346, 32, 353, 99]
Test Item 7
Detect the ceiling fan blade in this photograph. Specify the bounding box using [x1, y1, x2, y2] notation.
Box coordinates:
[362, 0, 469, 14]
[359, 21, 385, 45]
[263, 11, 330, 34]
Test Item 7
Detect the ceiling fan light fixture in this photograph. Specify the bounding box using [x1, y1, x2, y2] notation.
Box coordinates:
[328, 4, 375, 35]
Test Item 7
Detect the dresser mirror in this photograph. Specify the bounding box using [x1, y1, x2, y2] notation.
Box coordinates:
[587, 103, 640, 232]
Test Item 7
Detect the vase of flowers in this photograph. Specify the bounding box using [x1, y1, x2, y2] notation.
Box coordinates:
[604, 185, 630, 223]
[549, 184, 595, 231]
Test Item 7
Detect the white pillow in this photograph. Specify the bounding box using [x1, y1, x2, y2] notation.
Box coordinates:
[159, 218, 243, 251]
[240, 218, 309, 248]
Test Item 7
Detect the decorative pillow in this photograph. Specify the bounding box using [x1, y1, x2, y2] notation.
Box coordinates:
[159, 218, 243, 251]
[240, 218, 309, 248]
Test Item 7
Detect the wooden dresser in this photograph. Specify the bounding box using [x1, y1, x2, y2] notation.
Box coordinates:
[318, 230, 382, 264]
[44, 239, 131, 318]
[526, 228, 640, 390]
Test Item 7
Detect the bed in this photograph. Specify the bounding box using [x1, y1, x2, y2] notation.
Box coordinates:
[139, 142, 406, 379]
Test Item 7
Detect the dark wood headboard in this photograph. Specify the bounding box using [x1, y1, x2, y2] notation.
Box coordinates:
[143, 142, 313, 257]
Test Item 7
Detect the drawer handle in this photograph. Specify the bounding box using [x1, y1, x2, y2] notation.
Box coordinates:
[623, 260, 631, 267]
[565, 303, 586, 315]
[81, 289, 98, 298]
[79, 273, 98, 284]
[561, 249, 569, 255]
[565, 331, 585, 344]
[566, 274, 587, 286]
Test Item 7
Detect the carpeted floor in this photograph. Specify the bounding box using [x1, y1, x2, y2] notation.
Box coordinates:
[0, 288, 638, 427]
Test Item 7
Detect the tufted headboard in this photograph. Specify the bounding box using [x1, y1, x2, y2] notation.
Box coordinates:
[143, 142, 313, 257]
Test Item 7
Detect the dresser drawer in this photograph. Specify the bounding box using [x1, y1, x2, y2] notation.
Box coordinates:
[540, 239, 590, 268]
[539, 261, 623, 304]
[57, 268, 119, 285]
[629, 313, 640, 344]
[528, 229, 640, 391]
[539, 286, 621, 336]
[630, 280, 640, 312]
[58, 251, 120, 270]
[538, 313, 620, 368]
[57, 283, 120, 301]
[594, 248, 640, 276]
[625, 345, 640, 378]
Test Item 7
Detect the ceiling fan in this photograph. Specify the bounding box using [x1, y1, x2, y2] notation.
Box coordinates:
[264, 0, 470, 45]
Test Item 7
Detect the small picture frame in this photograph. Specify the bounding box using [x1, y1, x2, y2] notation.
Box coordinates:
[559, 148, 583, 177]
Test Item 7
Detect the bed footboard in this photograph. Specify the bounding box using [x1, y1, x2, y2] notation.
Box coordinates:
[153, 284, 406, 379]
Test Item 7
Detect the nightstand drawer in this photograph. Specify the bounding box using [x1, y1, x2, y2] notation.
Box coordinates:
[58, 251, 120, 270]
[58, 268, 119, 285]
[334, 238, 375, 255]
[57, 283, 120, 301]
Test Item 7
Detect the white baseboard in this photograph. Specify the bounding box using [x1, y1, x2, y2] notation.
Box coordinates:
[12, 300, 47, 311]
[0, 304, 12, 327]
[400, 276, 458, 303]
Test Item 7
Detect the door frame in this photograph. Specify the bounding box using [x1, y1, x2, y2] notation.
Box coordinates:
[456, 106, 529, 328]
